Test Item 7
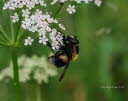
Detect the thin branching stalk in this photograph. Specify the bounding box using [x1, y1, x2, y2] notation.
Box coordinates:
[53, 4, 64, 17]
[0, 24, 10, 42]
[15, 11, 22, 43]
[0, 41, 9, 46]
[16, 28, 24, 45]
[10, 11, 15, 42]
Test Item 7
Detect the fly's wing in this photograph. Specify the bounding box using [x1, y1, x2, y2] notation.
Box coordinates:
[59, 62, 70, 82]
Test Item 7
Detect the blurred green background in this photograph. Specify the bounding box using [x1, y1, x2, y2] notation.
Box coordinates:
[0, 0, 128, 101]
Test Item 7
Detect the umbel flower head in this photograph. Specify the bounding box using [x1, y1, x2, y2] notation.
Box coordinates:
[0, 55, 58, 84]
[2, 0, 66, 50]
[0, 0, 102, 49]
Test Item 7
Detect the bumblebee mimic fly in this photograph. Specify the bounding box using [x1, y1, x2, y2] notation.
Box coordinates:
[46, 31, 79, 82]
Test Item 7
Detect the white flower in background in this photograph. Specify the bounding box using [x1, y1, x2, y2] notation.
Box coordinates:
[0, 55, 58, 84]
[94, 0, 102, 7]
[11, 13, 19, 23]
[33, 68, 48, 83]
[19, 67, 32, 83]
[67, 5, 76, 14]
[24, 37, 34, 46]
[96, 27, 111, 36]
[0, 65, 13, 81]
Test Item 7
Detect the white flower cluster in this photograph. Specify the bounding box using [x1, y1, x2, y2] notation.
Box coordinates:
[7, 6, 65, 49]
[1, 0, 102, 49]
[2, 0, 66, 50]
[50, 29, 64, 50]
[2, 0, 102, 15]
[21, 9, 65, 49]
[2, 0, 102, 16]
[52, 0, 102, 14]
[3, 0, 46, 10]
[0, 55, 58, 84]
[51, 0, 102, 5]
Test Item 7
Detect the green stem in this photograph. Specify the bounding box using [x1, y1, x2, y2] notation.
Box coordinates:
[36, 85, 42, 101]
[12, 49, 19, 85]
[11, 48, 22, 101]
